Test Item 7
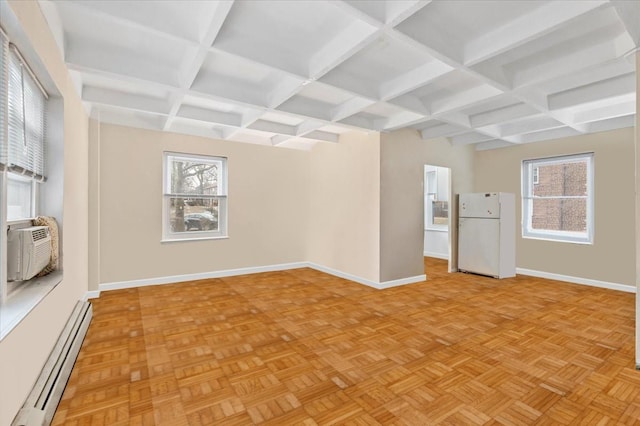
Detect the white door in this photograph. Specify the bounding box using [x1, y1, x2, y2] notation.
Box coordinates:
[458, 217, 500, 277]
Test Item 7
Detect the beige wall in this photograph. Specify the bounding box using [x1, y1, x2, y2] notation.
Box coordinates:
[0, 2, 89, 425]
[88, 119, 100, 291]
[97, 124, 310, 284]
[475, 127, 635, 288]
[380, 128, 476, 282]
[635, 52, 639, 364]
[307, 132, 381, 282]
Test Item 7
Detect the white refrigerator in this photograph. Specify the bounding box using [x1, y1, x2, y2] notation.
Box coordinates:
[458, 192, 515, 279]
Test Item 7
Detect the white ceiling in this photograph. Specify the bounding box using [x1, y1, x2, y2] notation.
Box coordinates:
[39, 0, 639, 151]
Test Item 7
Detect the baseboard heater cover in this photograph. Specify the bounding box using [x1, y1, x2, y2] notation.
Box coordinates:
[12, 301, 93, 426]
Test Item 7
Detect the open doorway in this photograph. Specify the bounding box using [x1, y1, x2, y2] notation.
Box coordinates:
[424, 165, 453, 273]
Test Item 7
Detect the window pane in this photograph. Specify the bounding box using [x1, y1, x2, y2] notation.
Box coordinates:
[531, 198, 587, 233]
[169, 158, 220, 195]
[7, 175, 32, 220]
[432, 201, 448, 225]
[533, 161, 587, 197]
[168, 197, 220, 233]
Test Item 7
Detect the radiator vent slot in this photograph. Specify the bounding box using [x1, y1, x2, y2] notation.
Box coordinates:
[12, 301, 92, 426]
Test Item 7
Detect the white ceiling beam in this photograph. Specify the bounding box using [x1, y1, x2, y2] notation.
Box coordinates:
[386, 0, 432, 28]
[379, 60, 453, 101]
[470, 103, 536, 127]
[164, 0, 235, 130]
[503, 126, 581, 144]
[331, 97, 376, 122]
[572, 99, 636, 124]
[266, 78, 306, 109]
[512, 34, 634, 89]
[66, 40, 178, 87]
[386, 94, 430, 115]
[248, 120, 297, 136]
[83, 86, 171, 114]
[430, 85, 504, 115]
[240, 109, 265, 128]
[296, 119, 325, 137]
[499, 117, 565, 138]
[433, 111, 470, 128]
[303, 130, 339, 143]
[548, 73, 635, 110]
[611, 0, 640, 46]
[450, 131, 497, 146]
[385, 115, 432, 131]
[308, 22, 380, 79]
[382, 111, 426, 131]
[583, 114, 635, 133]
[475, 140, 516, 151]
[331, 1, 388, 27]
[271, 135, 293, 146]
[176, 105, 242, 127]
[464, 1, 608, 66]
[339, 114, 375, 130]
[420, 123, 466, 139]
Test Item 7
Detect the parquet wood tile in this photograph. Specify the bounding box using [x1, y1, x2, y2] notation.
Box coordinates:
[53, 258, 640, 425]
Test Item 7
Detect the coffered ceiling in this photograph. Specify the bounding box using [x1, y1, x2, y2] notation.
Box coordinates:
[39, 0, 639, 151]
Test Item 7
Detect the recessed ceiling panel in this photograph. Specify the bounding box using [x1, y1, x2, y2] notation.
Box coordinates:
[319, 33, 445, 99]
[471, 6, 634, 89]
[60, 0, 218, 42]
[192, 50, 303, 107]
[395, 0, 547, 62]
[213, 0, 376, 77]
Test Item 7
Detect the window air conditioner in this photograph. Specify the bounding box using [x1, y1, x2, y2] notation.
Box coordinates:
[7, 226, 51, 281]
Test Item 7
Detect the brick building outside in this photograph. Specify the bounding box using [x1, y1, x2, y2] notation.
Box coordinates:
[531, 162, 587, 232]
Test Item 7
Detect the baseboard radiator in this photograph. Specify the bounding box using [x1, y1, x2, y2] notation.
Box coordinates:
[12, 301, 93, 426]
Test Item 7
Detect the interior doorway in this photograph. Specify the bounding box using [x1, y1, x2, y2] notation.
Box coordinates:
[424, 165, 453, 273]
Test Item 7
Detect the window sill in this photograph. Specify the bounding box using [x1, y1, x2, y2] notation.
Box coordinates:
[425, 227, 448, 233]
[0, 270, 63, 341]
[522, 235, 593, 245]
[161, 235, 229, 243]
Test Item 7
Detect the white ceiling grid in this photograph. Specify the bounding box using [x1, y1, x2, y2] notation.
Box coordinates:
[39, 0, 639, 151]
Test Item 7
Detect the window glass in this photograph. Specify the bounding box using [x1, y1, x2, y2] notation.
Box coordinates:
[163, 153, 227, 240]
[522, 153, 593, 243]
[7, 174, 32, 220]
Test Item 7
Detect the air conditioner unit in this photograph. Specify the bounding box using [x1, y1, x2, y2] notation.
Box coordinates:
[7, 226, 51, 281]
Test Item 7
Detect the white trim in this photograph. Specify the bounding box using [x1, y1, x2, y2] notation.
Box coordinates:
[98, 262, 428, 294]
[306, 262, 380, 288]
[380, 274, 427, 289]
[100, 262, 308, 292]
[307, 263, 426, 289]
[423, 251, 449, 260]
[516, 268, 635, 293]
[83, 290, 100, 301]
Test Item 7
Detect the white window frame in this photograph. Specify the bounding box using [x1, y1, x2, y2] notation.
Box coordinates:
[162, 152, 228, 242]
[522, 153, 594, 244]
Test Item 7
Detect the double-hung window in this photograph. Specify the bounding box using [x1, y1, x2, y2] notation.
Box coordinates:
[163, 152, 227, 241]
[522, 153, 594, 244]
[2, 41, 47, 221]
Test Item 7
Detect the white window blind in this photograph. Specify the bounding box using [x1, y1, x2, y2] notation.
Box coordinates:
[0, 32, 7, 172]
[6, 46, 46, 181]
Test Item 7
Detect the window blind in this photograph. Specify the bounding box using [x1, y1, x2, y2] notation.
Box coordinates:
[0, 32, 7, 172]
[6, 46, 46, 181]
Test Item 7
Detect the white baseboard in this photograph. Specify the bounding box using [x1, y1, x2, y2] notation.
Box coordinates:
[423, 251, 449, 260]
[516, 268, 635, 293]
[306, 262, 382, 288]
[379, 274, 427, 289]
[99, 261, 428, 294]
[99, 262, 308, 292]
[83, 290, 101, 301]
